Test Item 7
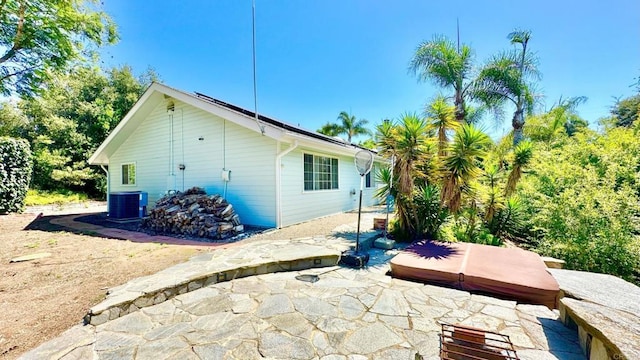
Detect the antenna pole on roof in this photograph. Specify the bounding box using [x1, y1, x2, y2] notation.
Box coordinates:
[252, 0, 265, 135]
[456, 18, 460, 53]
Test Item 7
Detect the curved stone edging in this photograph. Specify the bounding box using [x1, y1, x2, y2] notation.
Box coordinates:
[85, 239, 349, 325]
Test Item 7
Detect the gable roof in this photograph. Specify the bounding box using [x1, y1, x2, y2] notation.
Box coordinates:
[89, 82, 374, 165]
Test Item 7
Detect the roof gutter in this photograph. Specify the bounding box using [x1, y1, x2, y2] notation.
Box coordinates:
[275, 140, 298, 228]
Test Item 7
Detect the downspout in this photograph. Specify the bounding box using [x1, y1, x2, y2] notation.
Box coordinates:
[167, 104, 175, 192]
[170, 111, 174, 178]
[100, 165, 109, 212]
[275, 140, 298, 228]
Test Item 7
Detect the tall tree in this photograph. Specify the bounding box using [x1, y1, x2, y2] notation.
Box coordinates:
[0, 100, 28, 137]
[610, 94, 640, 128]
[317, 122, 342, 137]
[317, 112, 371, 142]
[0, 0, 117, 96]
[410, 35, 475, 122]
[474, 29, 539, 145]
[11, 64, 157, 194]
[336, 111, 371, 143]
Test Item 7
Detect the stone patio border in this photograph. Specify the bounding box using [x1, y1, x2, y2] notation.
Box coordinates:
[85, 240, 343, 326]
[551, 269, 640, 360]
[45, 212, 384, 326]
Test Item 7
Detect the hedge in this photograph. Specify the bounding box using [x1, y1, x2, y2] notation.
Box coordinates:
[0, 137, 32, 213]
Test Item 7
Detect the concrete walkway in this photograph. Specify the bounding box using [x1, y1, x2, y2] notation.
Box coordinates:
[19, 209, 584, 360]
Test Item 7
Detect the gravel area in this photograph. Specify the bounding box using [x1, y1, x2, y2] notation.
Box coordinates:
[249, 207, 388, 241]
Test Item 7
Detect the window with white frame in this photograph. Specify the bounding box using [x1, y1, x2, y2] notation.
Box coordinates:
[121, 163, 136, 185]
[304, 153, 339, 191]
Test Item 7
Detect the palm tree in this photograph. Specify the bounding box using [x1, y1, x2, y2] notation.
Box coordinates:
[441, 124, 492, 213]
[410, 35, 475, 122]
[317, 122, 342, 137]
[317, 112, 370, 142]
[474, 29, 539, 145]
[337, 111, 371, 143]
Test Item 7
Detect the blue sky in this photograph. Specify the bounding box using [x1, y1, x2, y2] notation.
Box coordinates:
[101, 0, 640, 140]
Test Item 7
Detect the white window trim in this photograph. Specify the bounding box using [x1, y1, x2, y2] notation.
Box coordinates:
[121, 162, 137, 186]
[302, 152, 340, 192]
[302, 188, 341, 194]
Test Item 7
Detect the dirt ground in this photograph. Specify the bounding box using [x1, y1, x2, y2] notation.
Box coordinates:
[0, 206, 384, 359]
[0, 213, 213, 360]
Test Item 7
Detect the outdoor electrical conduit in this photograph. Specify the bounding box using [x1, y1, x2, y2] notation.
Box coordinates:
[275, 140, 298, 228]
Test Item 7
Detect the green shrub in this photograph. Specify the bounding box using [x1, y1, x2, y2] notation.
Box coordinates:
[388, 218, 412, 242]
[518, 128, 640, 284]
[414, 185, 449, 239]
[440, 215, 504, 246]
[0, 137, 32, 213]
[487, 196, 531, 246]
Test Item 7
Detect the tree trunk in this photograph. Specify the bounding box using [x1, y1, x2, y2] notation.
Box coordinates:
[454, 95, 465, 123]
[512, 109, 525, 145]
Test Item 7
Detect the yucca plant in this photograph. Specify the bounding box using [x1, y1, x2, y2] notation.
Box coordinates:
[482, 163, 505, 223]
[425, 96, 458, 157]
[374, 166, 396, 202]
[505, 140, 533, 196]
[441, 124, 492, 213]
[414, 184, 449, 239]
[491, 195, 527, 242]
[375, 113, 430, 239]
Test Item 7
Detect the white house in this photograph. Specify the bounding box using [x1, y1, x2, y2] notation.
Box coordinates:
[89, 83, 383, 228]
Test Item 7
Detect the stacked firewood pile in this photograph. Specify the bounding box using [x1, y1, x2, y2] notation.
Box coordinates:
[141, 187, 243, 240]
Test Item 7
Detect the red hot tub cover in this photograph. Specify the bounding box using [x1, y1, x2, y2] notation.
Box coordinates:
[390, 241, 560, 308]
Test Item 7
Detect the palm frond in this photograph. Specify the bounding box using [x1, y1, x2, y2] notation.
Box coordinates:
[463, 104, 487, 125]
[317, 122, 342, 137]
[409, 35, 474, 88]
[508, 29, 532, 46]
[336, 111, 370, 142]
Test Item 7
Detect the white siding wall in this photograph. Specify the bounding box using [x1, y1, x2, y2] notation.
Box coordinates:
[109, 102, 278, 227]
[280, 147, 380, 227]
